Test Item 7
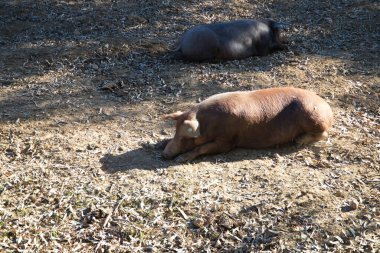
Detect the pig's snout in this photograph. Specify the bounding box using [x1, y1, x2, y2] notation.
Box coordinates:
[161, 149, 173, 159]
[162, 140, 177, 159]
[161, 118, 199, 160]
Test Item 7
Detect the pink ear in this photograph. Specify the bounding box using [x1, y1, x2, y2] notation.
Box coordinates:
[183, 119, 200, 138]
[162, 111, 183, 121]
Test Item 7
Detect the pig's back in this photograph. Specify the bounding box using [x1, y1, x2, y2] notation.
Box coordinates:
[197, 87, 332, 148]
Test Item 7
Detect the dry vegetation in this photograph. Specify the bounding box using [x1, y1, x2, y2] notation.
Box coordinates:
[0, 0, 379, 252]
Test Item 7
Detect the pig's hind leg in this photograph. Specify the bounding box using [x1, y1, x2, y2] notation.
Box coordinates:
[175, 140, 233, 163]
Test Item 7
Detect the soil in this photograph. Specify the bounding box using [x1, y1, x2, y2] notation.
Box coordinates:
[0, 0, 379, 252]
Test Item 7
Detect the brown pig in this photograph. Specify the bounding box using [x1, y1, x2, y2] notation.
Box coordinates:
[162, 87, 333, 163]
[173, 19, 288, 61]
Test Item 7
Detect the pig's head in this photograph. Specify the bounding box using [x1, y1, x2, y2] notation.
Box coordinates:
[162, 111, 200, 159]
[267, 20, 289, 49]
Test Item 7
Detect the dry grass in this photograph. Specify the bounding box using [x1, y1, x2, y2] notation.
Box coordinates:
[0, 0, 379, 252]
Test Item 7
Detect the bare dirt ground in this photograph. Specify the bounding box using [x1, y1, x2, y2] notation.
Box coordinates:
[0, 0, 379, 252]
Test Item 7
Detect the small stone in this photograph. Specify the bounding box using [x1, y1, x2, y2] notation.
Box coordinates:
[143, 246, 154, 252]
[348, 200, 359, 210]
[192, 218, 204, 228]
[218, 214, 233, 229]
[274, 153, 283, 162]
[334, 190, 345, 198]
[213, 239, 222, 248]
[176, 24, 186, 31]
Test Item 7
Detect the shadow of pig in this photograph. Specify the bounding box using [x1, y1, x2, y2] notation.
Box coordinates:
[100, 139, 172, 172]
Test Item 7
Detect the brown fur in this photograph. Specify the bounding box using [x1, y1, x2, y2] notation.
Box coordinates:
[162, 87, 333, 162]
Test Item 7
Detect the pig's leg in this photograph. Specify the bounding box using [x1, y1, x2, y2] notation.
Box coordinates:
[175, 140, 233, 163]
[295, 131, 328, 146]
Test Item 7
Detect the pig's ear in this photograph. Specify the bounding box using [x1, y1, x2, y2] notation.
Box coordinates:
[162, 111, 183, 121]
[183, 119, 200, 138]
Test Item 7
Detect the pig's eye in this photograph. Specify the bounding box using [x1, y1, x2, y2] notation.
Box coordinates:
[187, 128, 193, 133]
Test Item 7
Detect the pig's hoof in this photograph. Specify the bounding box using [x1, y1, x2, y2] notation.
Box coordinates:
[295, 138, 306, 147]
[175, 154, 192, 163]
[296, 132, 328, 147]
